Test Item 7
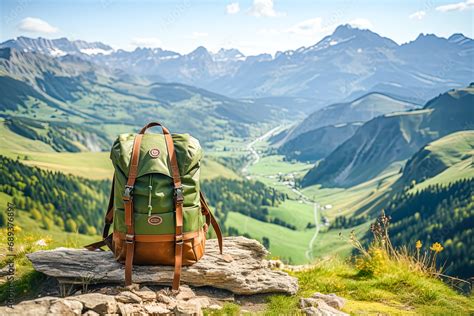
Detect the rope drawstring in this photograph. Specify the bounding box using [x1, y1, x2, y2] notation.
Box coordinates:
[147, 176, 153, 217]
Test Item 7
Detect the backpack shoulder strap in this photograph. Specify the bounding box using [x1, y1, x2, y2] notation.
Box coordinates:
[135, 122, 184, 291]
[200, 192, 223, 254]
[85, 175, 115, 251]
[122, 134, 143, 285]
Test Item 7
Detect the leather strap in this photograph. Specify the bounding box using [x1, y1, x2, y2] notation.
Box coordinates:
[85, 176, 115, 251]
[123, 134, 143, 285]
[116, 230, 200, 242]
[86, 122, 207, 291]
[85, 234, 113, 251]
[103, 177, 115, 239]
[200, 192, 223, 254]
[139, 122, 184, 291]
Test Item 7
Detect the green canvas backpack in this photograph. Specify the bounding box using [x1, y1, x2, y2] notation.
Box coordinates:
[86, 122, 223, 291]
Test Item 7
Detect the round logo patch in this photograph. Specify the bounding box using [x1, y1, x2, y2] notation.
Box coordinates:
[149, 148, 160, 158]
[147, 215, 163, 226]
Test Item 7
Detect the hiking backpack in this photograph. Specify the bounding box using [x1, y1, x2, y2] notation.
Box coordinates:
[86, 122, 223, 290]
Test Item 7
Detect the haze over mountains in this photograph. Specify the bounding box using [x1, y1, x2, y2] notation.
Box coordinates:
[0, 36, 114, 57]
[281, 92, 419, 143]
[302, 84, 474, 187]
[279, 122, 363, 162]
[399, 130, 474, 186]
[1, 24, 473, 106]
[0, 18, 473, 283]
[0, 24, 473, 182]
[0, 46, 283, 145]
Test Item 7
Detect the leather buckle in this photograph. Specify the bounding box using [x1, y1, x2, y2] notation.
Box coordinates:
[175, 234, 183, 245]
[125, 234, 135, 243]
[174, 186, 184, 204]
[123, 185, 134, 201]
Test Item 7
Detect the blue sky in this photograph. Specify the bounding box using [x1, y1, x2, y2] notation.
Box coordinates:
[1, 0, 473, 55]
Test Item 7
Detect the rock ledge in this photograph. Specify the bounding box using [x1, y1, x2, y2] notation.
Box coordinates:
[27, 236, 298, 295]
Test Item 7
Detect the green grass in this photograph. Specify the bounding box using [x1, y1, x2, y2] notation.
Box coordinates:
[0, 192, 13, 206]
[252, 175, 301, 199]
[302, 163, 401, 220]
[412, 159, 474, 192]
[248, 155, 312, 176]
[402, 131, 474, 189]
[0, 119, 113, 179]
[0, 120, 56, 154]
[200, 159, 240, 180]
[203, 303, 241, 315]
[0, 118, 240, 181]
[0, 207, 99, 304]
[20, 152, 113, 180]
[265, 257, 474, 315]
[267, 199, 314, 230]
[225, 211, 314, 264]
[312, 222, 371, 259]
[423, 131, 474, 165]
[15, 153, 237, 181]
[0, 270, 48, 305]
[11, 209, 98, 247]
[229, 152, 398, 264]
[266, 295, 300, 315]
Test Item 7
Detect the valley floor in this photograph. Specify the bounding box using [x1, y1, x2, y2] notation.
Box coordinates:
[1, 123, 473, 315]
[216, 126, 393, 264]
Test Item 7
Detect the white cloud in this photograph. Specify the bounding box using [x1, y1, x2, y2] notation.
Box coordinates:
[348, 18, 373, 29]
[131, 37, 162, 48]
[192, 32, 209, 39]
[226, 2, 240, 14]
[249, 0, 285, 17]
[17, 17, 58, 33]
[287, 18, 325, 36]
[285, 18, 374, 38]
[257, 28, 281, 36]
[436, 0, 474, 12]
[409, 10, 426, 20]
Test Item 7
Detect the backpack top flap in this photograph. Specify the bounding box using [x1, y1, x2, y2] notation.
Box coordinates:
[110, 132, 203, 179]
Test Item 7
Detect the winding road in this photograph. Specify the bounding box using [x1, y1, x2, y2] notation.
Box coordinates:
[241, 125, 283, 175]
[305, 202, 320, 261]
[242, 125, 322, 262]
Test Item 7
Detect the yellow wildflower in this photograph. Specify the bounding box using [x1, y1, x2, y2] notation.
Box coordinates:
[430, 242, 444, 253]
[416, 240, 422, 249]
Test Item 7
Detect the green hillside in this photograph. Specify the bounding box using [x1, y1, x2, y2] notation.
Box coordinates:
[384, 178, 474, 278]
[0, 155, 109, 235]
[303, 85, 474, 187]
[285, 92, 419, 142]
[5, 116, 110, 152]
[224, 211, 314, 264]
[279, 122, 362, 162]
[0, 118, 238, 181]
[413, 158, 474, 191]
[322, 130, 474, 232]
[400, 131, 474, 185]
[0, 48, 281, 144]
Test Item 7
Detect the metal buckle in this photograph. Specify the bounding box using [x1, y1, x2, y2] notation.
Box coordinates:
[125, 234, 135, 243]
[175, 234, 183, 245]
[174, 186, 184, 204]
[123, 185, 134, 200]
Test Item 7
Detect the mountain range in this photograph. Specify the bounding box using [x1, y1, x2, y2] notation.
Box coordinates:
[399, 130, 474, 186]
[0, 36, 114, 56]
[281, 92, 419, 142]
[302, 84, 474, 187]
[0, 22, 473, 284]
[279, 122, 363, 162]
[0, 47, 284, 146]
[2, 25, 473, 106]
